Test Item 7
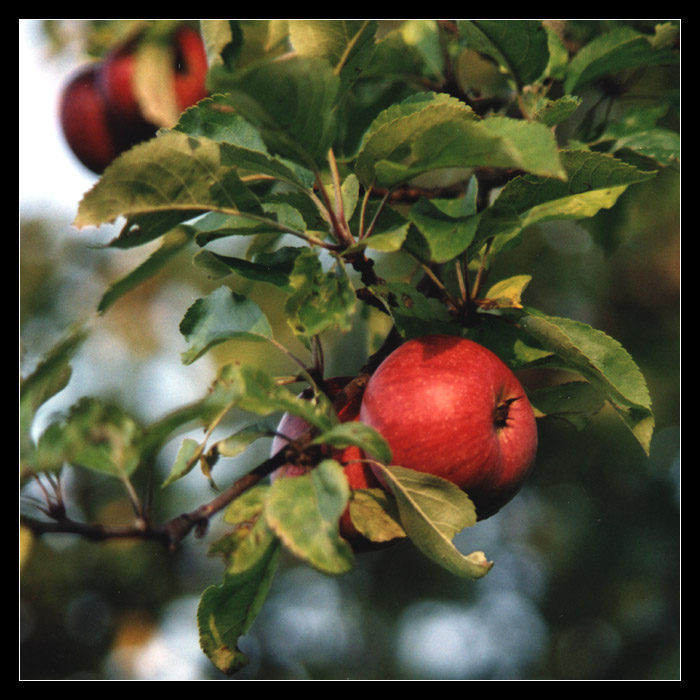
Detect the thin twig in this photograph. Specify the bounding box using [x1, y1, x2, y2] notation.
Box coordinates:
[360, 190, 391, 241]
[328, 148, 353, 245]
[312, 161, 351, 247]
[358, 185, 373, 240]
[471, 238, 493, 301]
[455, 257, 468, 304]
[418, 262, 462, 312]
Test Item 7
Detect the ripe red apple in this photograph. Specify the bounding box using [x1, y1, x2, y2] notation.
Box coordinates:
[271, 377, 386, 550]
[60, 25, 208, 175]
[171, 26, 209, 112]
[59, 64, 124, 174]
[359, 334, 538, 520]
[99, 25, 208, 129]
[97, 35, 146, 128]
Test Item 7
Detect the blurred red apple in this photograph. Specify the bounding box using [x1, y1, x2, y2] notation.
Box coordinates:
[171, 25, 209, 112]
[59, 64, 123, 174]
[60, 25, 208, 174]
[97, 35, 145, 127]
[359, 334, 538, 520]
[99, 25, 208, 128]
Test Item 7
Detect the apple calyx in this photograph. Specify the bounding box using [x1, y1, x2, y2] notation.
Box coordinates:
[494, 396, 520, 428]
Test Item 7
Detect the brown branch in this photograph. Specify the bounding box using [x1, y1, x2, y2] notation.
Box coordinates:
[20, 513, 169, 545]
[22, 285, 406, 552]
[20, 369, 386, 552]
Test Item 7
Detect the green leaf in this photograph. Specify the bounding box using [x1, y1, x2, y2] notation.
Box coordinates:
[20, 326, 86, 435]
[483, 275, 532, 309]
[475, 116, 566, 177]
[476, 150, 656, 249]
[347, 197, 412, 253]
[193, 246, 305, 289]
[198, 534, 281, 676]
[543, 23, 570, 81]
[312, 421, 392, 466]
[265, 459, 355, 575]
[459, 20, 550, 90]
[200, 485, 282, 675]
[214, 363, 336, 433]
[529, 381, 606, 430]
[107, 211, 199, 250]
[362, 24, 430, 80]
[533, 95, 582, 128]
[216, 485, 279, 574]
[347, 223, 410, 254]
[213, 420, 277, 459]
[408, 195, 480, 263]
[373, 464, 492, 580]
[354, 92, 475, 188]
[139, 387, 243, 462]
[33, 398, 142, 478]
[598, 106, 680, 166]
[189, 192, 320, 246]
[179, 286, 273, 364]
[74, 130, 264, 233]
[20, 327, 87, 474]
[284, 252, 357, 340]
[199, 20, 244, 72]
[162, 437, 201, 488]
[208, 55, 340, 167]
[520, 311, 654, 453]
[368, 281, 454, 339]
[565, 25, 679, 94]
[347, 488, 406, 543]
[463, 314, 554, 369]
[175, 94, 269, 148]
[356, 92, 565, 189]
[289, 20, 378, 103]
[175, 97, 315, 188]
[339, 173, 360, 224]
[98, 226, 194, 313]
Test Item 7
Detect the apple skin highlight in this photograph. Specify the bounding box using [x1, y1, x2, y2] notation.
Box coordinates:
[359, 334, 538, 520]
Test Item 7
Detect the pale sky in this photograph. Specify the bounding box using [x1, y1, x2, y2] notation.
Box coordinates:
[19, 20, 100, 222]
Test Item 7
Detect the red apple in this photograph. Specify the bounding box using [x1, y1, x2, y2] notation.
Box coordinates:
[271, 377, 386, 550]
[99, 25, 208, 131]
[359, 334, 538, 520]
[171, 26, 209, 112]
[60, 25, 209, 175]
[59, 64, 123, 174]
[97, 35, 145, 127]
